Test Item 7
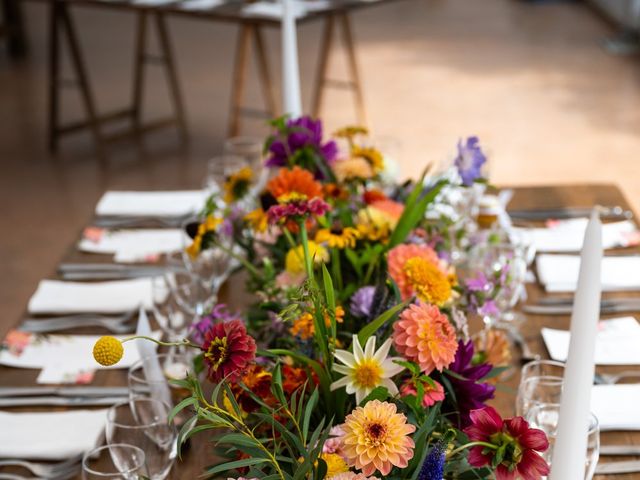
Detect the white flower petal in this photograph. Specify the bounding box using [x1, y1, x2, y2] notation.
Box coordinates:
[382, 378, 399, 396]
[352, 335, 364, 363]
[382, 359, 405, 377]
[333, 364, 352, 375]
[364, 336, 377, 358]
[373, 337, 393, 362]
[334, 350, 356, 368]
[355, 387, 368, 404]
[330, 377, 351, 391]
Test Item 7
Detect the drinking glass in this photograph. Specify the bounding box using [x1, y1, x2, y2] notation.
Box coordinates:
[224, 136, 265, 193]
[520, 359, 565, 384]
[525, 403, 600, 480]
[82, 444, 147, 480]
[516, 375, 563, 417]
[204, 154, 247, 195]
[151, 272, 199, 341]
[106, 398, 178, 480]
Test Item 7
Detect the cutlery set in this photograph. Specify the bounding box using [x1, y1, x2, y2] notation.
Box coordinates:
[20, 310, 138, 334]
[0, 454, 83, 480]
[524, 297, 640, 316]
[57, 263, 170, 281]
[0, 386, 132, 408]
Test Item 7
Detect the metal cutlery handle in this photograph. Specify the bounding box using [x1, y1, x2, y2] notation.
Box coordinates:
[0, 395, 128, 407]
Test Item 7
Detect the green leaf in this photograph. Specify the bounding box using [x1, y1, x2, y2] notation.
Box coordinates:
[357, 300, 409, 344]
[302, 388, 319, 443]
[168, 396, 197, 424]
[359, 386, 389, 406]
[205, 457, 269, 476]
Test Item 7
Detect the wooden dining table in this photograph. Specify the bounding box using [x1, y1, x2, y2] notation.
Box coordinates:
[1, 182, 639, 479]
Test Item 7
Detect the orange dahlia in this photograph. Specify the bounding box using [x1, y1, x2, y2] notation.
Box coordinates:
[393, 303, 458, 374]
[341, 400, 416, 476]
[267, 166, 323, 203]
[387, 244, 452, 305]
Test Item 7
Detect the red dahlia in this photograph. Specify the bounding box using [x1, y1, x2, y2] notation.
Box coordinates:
[201, 319, 256, 383]
[464, 406, 550, 480]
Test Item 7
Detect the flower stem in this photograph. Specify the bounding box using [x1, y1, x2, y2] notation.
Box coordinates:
[447, 441, 498, 458]
[121, 336, 200, 350]
[299, 221, 313, 279]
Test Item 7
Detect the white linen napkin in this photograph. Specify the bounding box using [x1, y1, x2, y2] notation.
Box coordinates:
[541, 317, 640, 365]
[179, 0, 225, 10]
[242, 0, 330, 18]
[0, 333, 159, 372]
[0, 410, 107, 459]
[536, 254, 640, 293]
[513, 219, 637, 253]
[591, 384, 640, 431]
[78, 229, 186, 263]
[28, 279, 155, 314]
[95, 190, 209, 217]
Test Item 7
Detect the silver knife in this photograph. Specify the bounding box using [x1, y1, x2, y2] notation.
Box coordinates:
[595, 460, 640, 475]
[0, 386, 130, 398]
[601, 445, 640, 456]
[0, 395, 128, 407]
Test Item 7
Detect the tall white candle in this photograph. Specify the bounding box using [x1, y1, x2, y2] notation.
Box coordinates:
[548, 209, 602, 480]
[281, 0, 302, 117]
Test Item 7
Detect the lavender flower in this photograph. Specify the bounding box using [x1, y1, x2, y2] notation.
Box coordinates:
[417, 442, 446, 480]
[350, 286, 376, 318]
[266, 116, 338, 174]
[454, 136, 486, 186]
[441, 340, 495, 428]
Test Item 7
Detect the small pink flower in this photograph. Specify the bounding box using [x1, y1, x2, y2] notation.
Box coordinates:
[400, 378, 445, 407]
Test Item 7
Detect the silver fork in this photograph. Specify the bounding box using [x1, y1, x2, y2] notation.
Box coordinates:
[20, 310, 137, 334]
[0, 454, 82, 479]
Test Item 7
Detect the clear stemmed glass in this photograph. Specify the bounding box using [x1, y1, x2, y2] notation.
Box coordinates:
[516, 375, 564, 417]
[106, 399, 178, 480]
[82, 444, 148, 480]
[204, 154, 247, 195]
[525, 403, 600, 480]
[224, 136, 266, 194]
[151, 273, 199, 343]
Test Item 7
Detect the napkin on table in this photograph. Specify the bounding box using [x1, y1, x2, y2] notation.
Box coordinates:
[78, 228, 186, 263]
[28, 278, 155, 314]
[513, 218, 638, 253]
[0, 410, 107, 460]
[536, 254, 640, 293]
[591, 384, 640, 431]
[95, 190, 209, 217]
[242, 0, 330, 18]
[541, 317, 640, 365]
[179, 0, 225, 10]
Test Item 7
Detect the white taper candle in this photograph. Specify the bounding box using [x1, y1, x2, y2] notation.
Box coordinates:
[548, 209, 602, 480]
[281, 0, 302, 117]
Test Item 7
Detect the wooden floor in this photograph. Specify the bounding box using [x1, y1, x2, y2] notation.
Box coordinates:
[1, 0, 639, 334]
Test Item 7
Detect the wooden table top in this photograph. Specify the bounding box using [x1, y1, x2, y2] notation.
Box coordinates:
[1, 182, 638, 479]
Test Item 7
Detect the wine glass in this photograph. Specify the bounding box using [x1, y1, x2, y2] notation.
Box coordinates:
[521, 359, 565, 384]
[224, 136, 266, 194]
[204, 154, 247, 195]
[525, 403, 600, 480]
[106, 399, 177, 480]
[516, 375, 563, 417]
[151, 273, 199, 342]
[82, 444, 147, 480]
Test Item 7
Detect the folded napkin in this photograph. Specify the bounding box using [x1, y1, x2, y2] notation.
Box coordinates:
[0, 332, 158, 372]
[592, 384, 640, 431]
[242, 0, 330, 18]
[536, 254, 640, 292]
[179, 0, 225, 10]
[78, 229, 186, 263]
[28, 278, 155, 314]
[514, 218, 638, 253]
[95, 190, 209, 217]
[0, 410, 106, 459]
[542, 317, 640, 365]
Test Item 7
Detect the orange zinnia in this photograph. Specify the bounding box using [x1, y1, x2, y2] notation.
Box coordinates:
[267, 167, 323, 203]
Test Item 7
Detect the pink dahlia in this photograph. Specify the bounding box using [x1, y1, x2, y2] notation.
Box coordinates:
[201, 319, 256, 383]
[464, 406, 550, 480]
[393, 303, 458, 374]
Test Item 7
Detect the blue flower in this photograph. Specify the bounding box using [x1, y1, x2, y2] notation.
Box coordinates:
[417, 441, 446, 480]
[454, 136, 486, 186]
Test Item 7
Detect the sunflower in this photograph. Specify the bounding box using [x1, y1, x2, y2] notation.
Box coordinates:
[185, 215, 223, 258]
[223, 167, 253, 204]
[244, 207, 269, 233]
[315, 226, 361, 249]
[351, 146, 384, 174]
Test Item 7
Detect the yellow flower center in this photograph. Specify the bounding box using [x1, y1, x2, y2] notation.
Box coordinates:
[205, 337, 228, 371]
[92, 336, 124, 367]
[353, 359, 383, 389]
[403, 257, 452, 306]
[365, 421, 388, 446]
[277, 191, 309, 204]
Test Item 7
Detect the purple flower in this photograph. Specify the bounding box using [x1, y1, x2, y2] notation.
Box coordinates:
[478, 299, 499, 317]
[266, 116, 338, 172]
[417, 441, 446, 480]
[441, 340, 495, 428]
[350, 286, 376, 318]
[465, 272, 492, 293]
[454, 136, 486, 186]
[190, 304, 237, 344]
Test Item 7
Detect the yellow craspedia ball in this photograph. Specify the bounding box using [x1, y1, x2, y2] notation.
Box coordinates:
[93, 336, 124, 366]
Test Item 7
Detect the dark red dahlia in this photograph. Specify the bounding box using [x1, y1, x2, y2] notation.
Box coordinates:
[201, 319, 256, 383]
[464, 406, 550, 480]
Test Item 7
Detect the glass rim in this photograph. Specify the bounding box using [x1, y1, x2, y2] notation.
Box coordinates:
[520, 374, 564, 386]
[82, 443, 146, 476]
[521, 359, 565, 377]
[128, 352, 192, 385]
[526, 402, 599, 435]
[106, 398, 172, 430]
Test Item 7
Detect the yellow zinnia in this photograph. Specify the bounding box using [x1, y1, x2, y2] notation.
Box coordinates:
[351, 146, 384, 174]
[402, 257, 452, 306]
[321, 453, 349, 477]
[285, 241, 329, 274]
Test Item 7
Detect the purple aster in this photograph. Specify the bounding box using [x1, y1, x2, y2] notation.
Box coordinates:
[417, 441, 446, 480]
[441, 340, 495, 428]
[454, 136, 486, 186]
[266, 116, 338, 171]
[350, 286, 376, 318]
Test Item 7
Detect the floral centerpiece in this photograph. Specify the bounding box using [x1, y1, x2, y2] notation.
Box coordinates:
[93, 116, 548, 479]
